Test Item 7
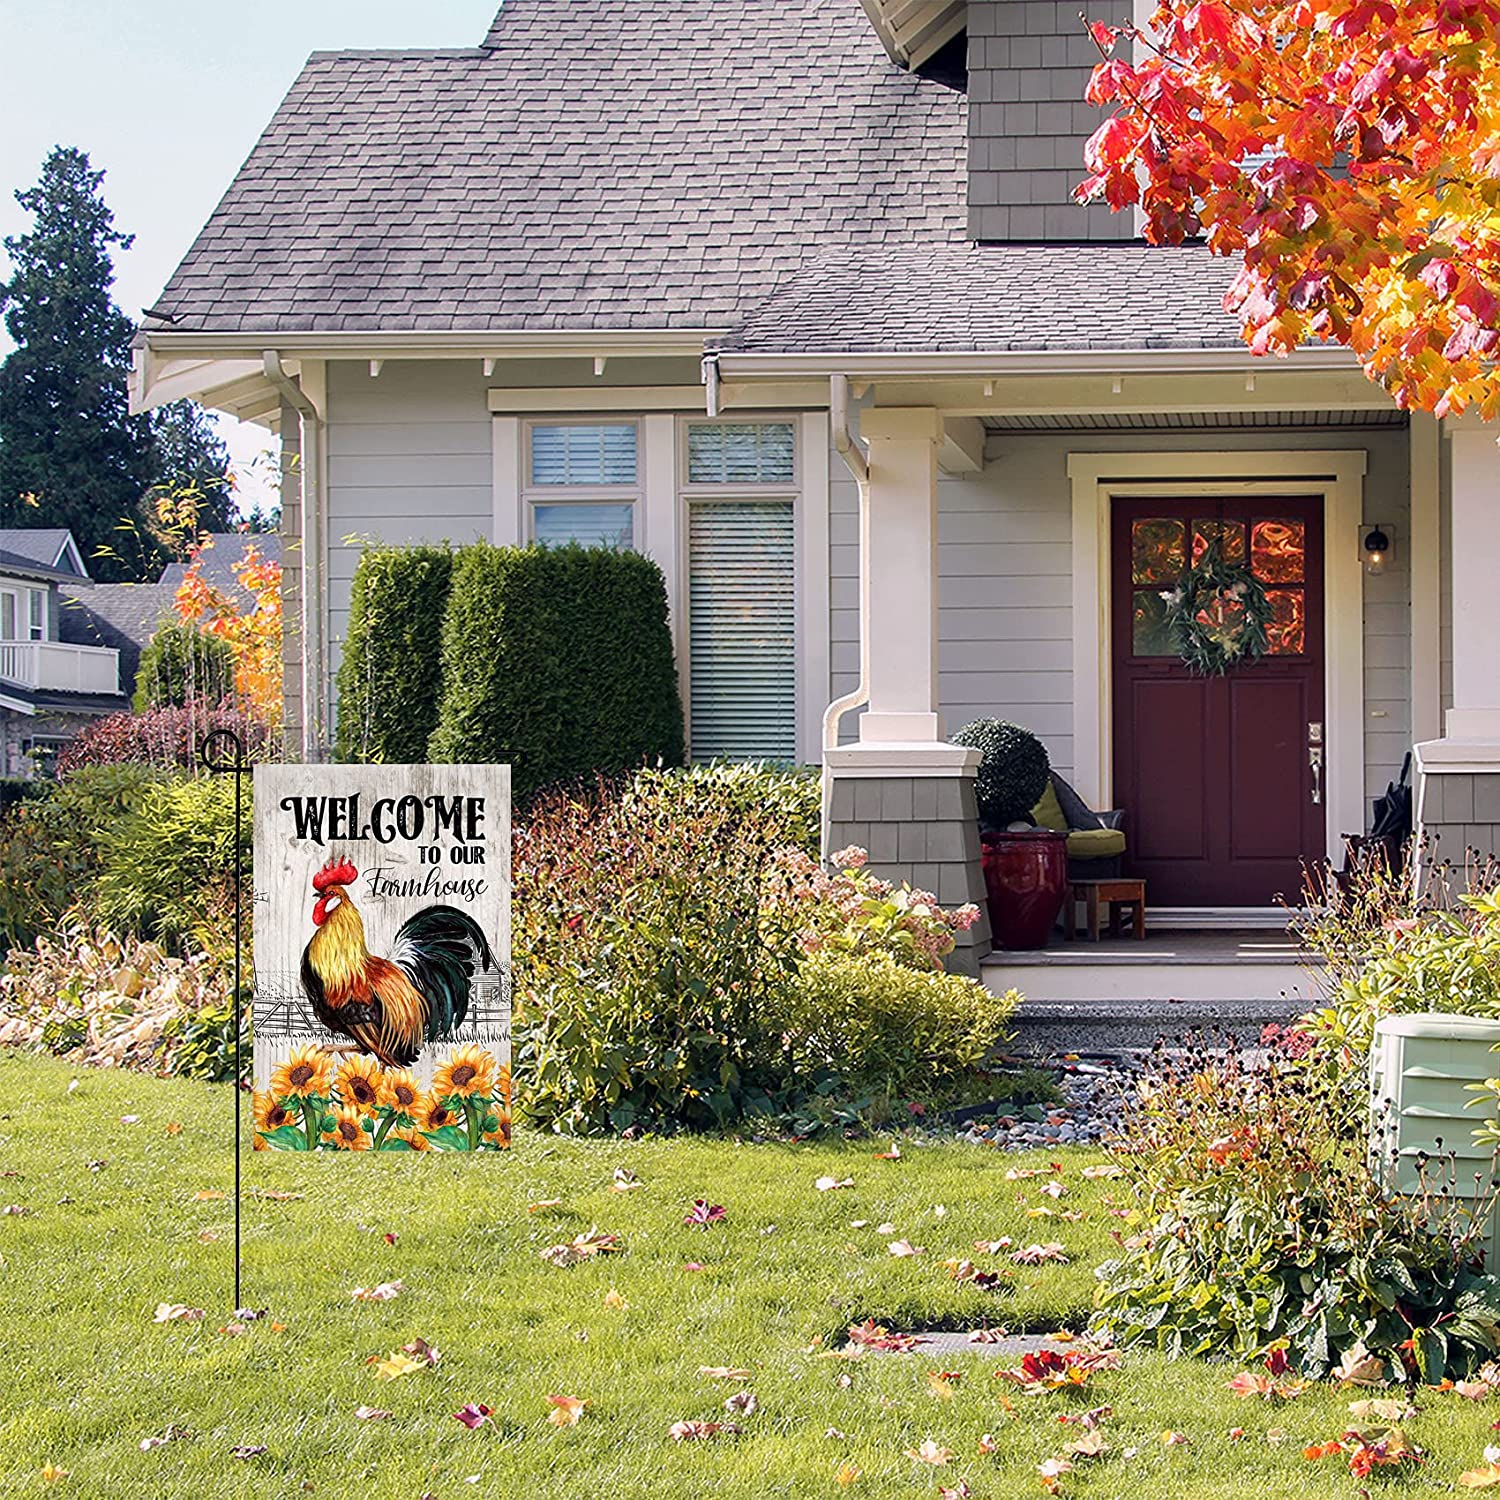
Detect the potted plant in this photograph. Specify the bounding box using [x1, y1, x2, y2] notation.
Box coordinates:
[953, 717, 1066, 951]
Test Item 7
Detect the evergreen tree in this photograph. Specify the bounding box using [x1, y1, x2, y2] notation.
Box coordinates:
[0, 147, 154, 580]
[145, 397, 236, 539]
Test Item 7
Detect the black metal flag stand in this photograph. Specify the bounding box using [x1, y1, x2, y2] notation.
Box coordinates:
[199, 728, 248, 1312]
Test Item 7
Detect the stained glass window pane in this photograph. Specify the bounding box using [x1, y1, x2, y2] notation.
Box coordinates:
[1252, 519, 1306, 583]
[1265, 588, 1306, 655]
[1131, 518, 1185, 585]
[1132, 590, 1176, 656]
[1192, 519, 1246, 565]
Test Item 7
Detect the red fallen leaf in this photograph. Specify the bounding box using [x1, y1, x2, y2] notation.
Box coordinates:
[684, 1200, 727, 1228]
[383, 1232, 398, 1246]
[995, 1347, 1121, 1394]
[847, 1320, 926, 1353]
[1264, 1345, 1291, 1377]
[452, 1403, 492, 1430]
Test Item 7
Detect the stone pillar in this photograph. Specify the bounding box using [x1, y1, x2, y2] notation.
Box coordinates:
[824, 408, 992, 974]
[1415, 419, 1500, 879]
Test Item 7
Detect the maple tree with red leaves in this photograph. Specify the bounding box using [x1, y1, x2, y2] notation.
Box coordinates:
[1078, 1, 1500, 417]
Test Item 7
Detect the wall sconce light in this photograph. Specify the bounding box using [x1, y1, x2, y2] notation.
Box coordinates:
[1361, 524, 1393, 577]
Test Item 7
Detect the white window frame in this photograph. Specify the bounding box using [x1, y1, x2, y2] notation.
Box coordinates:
[521, 418, 642, 549]
[678, 415, 807, 764]
[0, 588, 18, 642]
[27, 588, 45, 642]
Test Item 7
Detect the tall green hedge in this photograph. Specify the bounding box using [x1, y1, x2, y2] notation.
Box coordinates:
[335, 544, 454, 763]
[133, 619, 236, 711]
[428, 543, 684, 800]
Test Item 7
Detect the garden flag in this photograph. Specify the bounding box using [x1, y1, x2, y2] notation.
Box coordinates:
[252, 763, 511, 1152]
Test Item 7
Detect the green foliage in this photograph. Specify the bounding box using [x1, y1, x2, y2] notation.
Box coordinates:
[514, 766, 983, 1135]
[145, 399, 235, 534]
[158, 1002, 250, 1083]
[1095, 1047, 1500, 1380]
[775, 951, 1016, 1107]
[335, 544, 454, 763]
[430, 543, 683, 802]
[132, 619, 236, 711]
[0, 147, 154, 576]
[0, 763, 159, 947]
[93, 774, 249, 951]
[952, 717, 1051, 828]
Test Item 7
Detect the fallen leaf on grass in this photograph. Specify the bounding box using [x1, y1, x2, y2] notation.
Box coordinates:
[547, 1394, 588, 1427]
[875, 1143, 902, 1160]
[1460, 1464, 1500, 1489]
[1226, 1371, 1308, 1401]
[1010, 1242, 1069, 1265]
[937, 1484, 972, 1499]
[888, 1239, 925, 1257]
[1333, 1342, 1386, 1387]
[927, 1371, 963, 1398]
[452, 1403, 492, 1430]
[834, 1462, 860, 1486]
[876, 1222, 896, 1235]
[351, 1280, 404, 1303]
[191, 1190, 225, 1202]
[1057, 1405, 1112, 1429]
[684, 1199, 726, 1228]
[1037, 1455, 1073, 1491]
[1458, 1381, 1496, 1401]
[816, 1177, 854, 1192]
[540, 1228, 622, 1267]
[152, 1303, 204, 1323]
[1067, 1429, 1108, 1458]
[968, 1327, 1009, 1344]
[3, 1205, 31, 1217]
[603, 1289, 628, 1310]
[845, 1320, 925, 1352]
[139, 1424, 191, 1452]
[699, 1366, 753, 1380]
[39, 1464, 70, 1482]
[249, 1189, 303, 1202]
[196, 1229, 220, 1244]
[1081, 1163, 1123, 1179]
[944, 1258, 1007, 1288]
[1349, 1398, 1415, 1423]
[978, 1433, 998, 1454]
[1161, 1430, 1190, 1446]
[370, 1337, 441, 1379]
[724, 1390, 757, 1416]
[1039, 1181, 1067, 1199]
[1004, 1167, 1049, 1181]
[995, 1348, 1120, 1395]
[973, 1238, 1014, 1254]
[611, 1168, 644, 1192]
[165, 1122, 182, 1137]
[353, 1406, 392, 1421]
[668, 1421, 739, 1441]
[231, 1444, 267, 1459]
[905, 1439, 953, 1465]
[527, 1199, 564, 1213]
[120, 1115, 140, 1125]
[683, 1261, 706, 1272]
[383, 1232, 398, 1246]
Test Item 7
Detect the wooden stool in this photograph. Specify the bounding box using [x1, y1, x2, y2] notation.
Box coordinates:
[1064, 878, 1146, 941]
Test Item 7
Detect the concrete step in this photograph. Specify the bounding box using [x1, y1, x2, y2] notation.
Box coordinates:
[1005, 993, 1305, 1058]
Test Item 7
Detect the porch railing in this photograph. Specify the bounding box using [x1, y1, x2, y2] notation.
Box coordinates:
[0, 640, 120, 695]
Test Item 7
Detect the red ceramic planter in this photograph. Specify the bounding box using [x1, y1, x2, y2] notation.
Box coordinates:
[980, 829, 1068, 951]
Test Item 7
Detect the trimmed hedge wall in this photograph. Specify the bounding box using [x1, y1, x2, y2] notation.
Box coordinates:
[335, 545, 454, 764]
[428, 543, 684, 800]
[133, 620, 236, 711]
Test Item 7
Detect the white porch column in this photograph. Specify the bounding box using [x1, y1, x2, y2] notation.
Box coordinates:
[858, 406, 944, 744]
[1415, 418, 1500, 871]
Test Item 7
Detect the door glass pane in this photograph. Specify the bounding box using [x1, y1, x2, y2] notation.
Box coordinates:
[1131, 518, 1185, 585]
[532, 503, 634, 549]
[1132, 590, 1176, 656]
[1251, 519, 1305, 583]
[530, 424, 637, 486]
[1265, 588, 1306, 654]
[1192, 518, 1246, 565]
[687, 422, 795, 485]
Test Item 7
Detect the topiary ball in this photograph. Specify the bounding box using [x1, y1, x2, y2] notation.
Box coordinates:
[952, 717, 1051, 829]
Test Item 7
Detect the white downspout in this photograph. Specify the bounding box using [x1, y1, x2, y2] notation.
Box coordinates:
[263, 351, 325, 762]
[821, 374, 871, 860]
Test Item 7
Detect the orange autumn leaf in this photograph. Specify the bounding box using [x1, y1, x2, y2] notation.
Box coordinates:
[1460, 1464, 1500, 1489]
[834, 1463, 860, 1486]
[546, 1394, 588, 1427]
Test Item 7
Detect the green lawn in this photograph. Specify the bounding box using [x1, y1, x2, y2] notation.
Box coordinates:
[3, 1053, 1500, 1497]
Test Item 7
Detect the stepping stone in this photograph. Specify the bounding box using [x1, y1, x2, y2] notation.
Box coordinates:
[861, 1330, 1078, 1358]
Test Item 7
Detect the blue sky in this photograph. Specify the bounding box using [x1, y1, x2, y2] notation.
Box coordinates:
[0, 0, 499, 511]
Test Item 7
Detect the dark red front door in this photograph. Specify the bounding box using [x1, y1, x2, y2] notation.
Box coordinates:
[1111, 498, 1325, 907]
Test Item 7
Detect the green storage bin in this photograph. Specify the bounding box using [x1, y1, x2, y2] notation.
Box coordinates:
[1369, 1013, 1500, 1264]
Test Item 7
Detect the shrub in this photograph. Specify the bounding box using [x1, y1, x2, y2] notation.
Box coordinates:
[55, 702, 275, 777]
[0, 923, 241, 1079]
[952, 717, 1050, 829]
[132, 619, 236, 711]
[0, 764, 160, 947]
[775, 950, 1016, 1105]
[430, 543, 683, 802]
[1095, 1045, 1500, 1380]
[93, 773, 251, 952]
[514, 767, 984, 1134]
[626, 761, 820, 857]
[335, 544, 454, 763]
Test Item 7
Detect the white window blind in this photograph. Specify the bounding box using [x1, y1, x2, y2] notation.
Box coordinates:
[687, 422, 795, 485]
[532, 502, 634, 549]
[688, 500, 796, 762]
[530, 423, 637, 486]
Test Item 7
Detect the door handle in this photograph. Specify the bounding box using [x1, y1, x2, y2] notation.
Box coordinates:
[1309, 744, 1324, 805]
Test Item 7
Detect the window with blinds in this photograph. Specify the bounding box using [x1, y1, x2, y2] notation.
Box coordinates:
[530, 423, 637, 486]
[532, 503, 634, 549]
[687, 422, 795, 485]
[688, 500, 796, 763]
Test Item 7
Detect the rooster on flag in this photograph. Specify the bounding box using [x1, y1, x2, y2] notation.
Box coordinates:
[299, 855, 496, 1068]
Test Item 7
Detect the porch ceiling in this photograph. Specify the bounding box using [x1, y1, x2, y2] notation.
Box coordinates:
[982, 409, 1410, 433]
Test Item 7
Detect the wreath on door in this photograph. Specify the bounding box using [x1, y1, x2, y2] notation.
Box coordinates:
[1161, 540, 1272, 675]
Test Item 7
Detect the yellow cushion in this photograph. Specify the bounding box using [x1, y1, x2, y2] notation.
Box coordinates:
[1066, 827, 1126, 860]
[1031, 781, 1068, 833]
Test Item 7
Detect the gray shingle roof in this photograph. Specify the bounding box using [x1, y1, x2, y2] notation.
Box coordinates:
[158, 533, 281, 600]
[718, 242, 1246, 355]
[149, 2, 967, 334]
[58, 585, 176, 698]
[0, 529, 87, 581]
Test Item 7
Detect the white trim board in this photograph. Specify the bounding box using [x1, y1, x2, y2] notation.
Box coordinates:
[1066, 449, 1368, 872]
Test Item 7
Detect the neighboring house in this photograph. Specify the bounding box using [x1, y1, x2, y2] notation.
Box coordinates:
[131, 1, 1480, 974]
[0, 530, 126, 776]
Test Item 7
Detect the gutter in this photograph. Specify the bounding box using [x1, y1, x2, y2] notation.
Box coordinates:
[820, 375, 871, 861]
[262, 352, 326, 764]
[142, 328, 722, 361]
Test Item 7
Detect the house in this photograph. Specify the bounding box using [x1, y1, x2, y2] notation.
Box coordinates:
[0, 530, 126, 776]
[131, 1, 1480, 983]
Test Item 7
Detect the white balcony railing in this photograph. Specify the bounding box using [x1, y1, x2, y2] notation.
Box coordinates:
[0, 640, 120, 696]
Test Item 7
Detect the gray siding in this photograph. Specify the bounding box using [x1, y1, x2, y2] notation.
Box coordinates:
[967, 0, 1130, 242]
[831, 424, 1413, 808]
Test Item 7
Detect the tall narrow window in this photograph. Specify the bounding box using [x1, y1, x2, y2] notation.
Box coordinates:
[27, 590, 44, 641]
[525, 421, 639, 548]
[683, 420, 798, 763]
[0, 593, 16, 641]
